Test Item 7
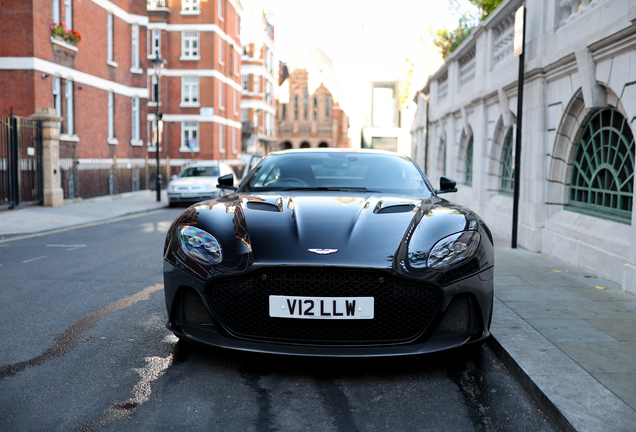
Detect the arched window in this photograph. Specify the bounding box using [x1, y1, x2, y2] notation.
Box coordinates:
[282, 141, 292, 150]
[500, 128, 514, 195]
[300, 142, 310, 148]
[569, 108, 634, 221]
[303, 89, 308, 120]
[465, 136, 473, 186]
[318, 142, 329, 148]
[294, 96, 299, 120]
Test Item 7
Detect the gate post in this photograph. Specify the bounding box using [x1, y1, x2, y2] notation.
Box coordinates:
[30, 108, 63, 207]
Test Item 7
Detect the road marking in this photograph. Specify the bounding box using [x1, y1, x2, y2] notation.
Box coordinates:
[46, 244, 87, 248]
[0, 283, 163, 381]
[22, 255, 47, 263]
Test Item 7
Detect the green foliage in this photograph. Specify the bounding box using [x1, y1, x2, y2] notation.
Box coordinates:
[433, 0, 503, 59]
[432, 17, 474, 60]
[468, 0, 504, 20]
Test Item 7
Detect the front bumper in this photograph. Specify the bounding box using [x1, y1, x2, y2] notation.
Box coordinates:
[163, 261, 494, 357]
[167, 191, 220, 204]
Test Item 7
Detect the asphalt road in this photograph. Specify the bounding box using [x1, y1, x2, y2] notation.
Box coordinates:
[0, 209, 556, 431]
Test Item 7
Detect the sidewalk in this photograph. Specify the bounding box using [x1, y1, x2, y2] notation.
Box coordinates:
[1, 194, 635, 431]
[0, 190, 168, 238]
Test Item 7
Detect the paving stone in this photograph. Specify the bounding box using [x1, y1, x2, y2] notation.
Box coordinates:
[556, 341, 636, 374]
[496, 288, 591, 302]
[505, 301, 636, 320]
[585, 318, 636, 341]
[526, 318, 616, 342]
[593, 373, 636, 411]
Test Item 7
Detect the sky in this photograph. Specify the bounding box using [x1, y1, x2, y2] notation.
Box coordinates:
[251, 0, 478, 145]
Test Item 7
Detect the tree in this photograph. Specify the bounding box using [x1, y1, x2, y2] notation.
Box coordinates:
[432, 16, 474, 60]
[432, 0, 503, 60]
[468, 0, 503, 20]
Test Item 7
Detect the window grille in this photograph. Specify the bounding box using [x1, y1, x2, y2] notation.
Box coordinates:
[500, 129, 514, 194]
[465, 136, 473, 186]
[569, 108, 634, 221]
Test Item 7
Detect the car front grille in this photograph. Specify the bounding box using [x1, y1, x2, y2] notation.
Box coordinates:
[206, 268, 442, 345]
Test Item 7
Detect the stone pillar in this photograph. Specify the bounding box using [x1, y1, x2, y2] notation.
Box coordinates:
[30, 108, 63, 207]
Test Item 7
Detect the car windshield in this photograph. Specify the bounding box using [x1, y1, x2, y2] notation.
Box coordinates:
[179, 166, 220, 177]
[239, 151, 433, 196]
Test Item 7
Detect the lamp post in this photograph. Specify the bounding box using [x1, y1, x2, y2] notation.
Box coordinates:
[151, 55, 166, 202]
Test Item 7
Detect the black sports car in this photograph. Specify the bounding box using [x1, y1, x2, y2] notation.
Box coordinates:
[163, 149, 494, 356]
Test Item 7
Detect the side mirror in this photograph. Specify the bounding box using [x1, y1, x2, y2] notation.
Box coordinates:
[437, 176, 457, 194]
[217, 173, 237, 191]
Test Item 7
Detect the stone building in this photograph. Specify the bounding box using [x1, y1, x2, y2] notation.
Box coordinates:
[277, 49, 350, 149]
[412, 0, 636, 292]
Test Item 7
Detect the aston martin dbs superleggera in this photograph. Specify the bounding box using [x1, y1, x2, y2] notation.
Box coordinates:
[163, 149, 494, 356]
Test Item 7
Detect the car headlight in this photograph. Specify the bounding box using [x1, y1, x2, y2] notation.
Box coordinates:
[427, 231, 480, 269]
[178, 226, 223, 265]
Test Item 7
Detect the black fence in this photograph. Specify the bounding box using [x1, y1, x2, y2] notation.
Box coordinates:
[0, 116, 43, 208]
[59, 160, 168, 200]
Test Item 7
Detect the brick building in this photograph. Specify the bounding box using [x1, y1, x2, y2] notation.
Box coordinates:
[239, 3, 277, 154]
[0, 0, 242, 200]
[147, 0, 243, 175]
[0, 0, 152, 198]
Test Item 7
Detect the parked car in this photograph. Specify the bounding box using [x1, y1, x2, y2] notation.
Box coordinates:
[167, 161, 235, 207]
[163, 149, 494, 356]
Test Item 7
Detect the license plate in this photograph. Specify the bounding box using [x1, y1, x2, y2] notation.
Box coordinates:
[180, 193, 199, 198]
[269, 296, 374, 319]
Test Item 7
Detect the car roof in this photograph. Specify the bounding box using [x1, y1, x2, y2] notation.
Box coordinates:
[182, 161, 225, 168]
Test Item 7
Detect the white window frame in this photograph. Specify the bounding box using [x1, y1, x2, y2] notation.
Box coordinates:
[53, 0, 60, 23]
[131, 24, 141, 73]
[64, 0, 72, 29]
[181, 121, 199, 151]
[233, 50, 238, 76]
[65, 80, 74, 136]
[181, 76, 200, 107]
[241, 109, 248, 122]
[149, 74, 158, 106]
[150, 29, 161, 58]
[233, 89, 237, 114]
[131, 96, 141, 145]
[108, 92, 118, 144]
[242, 75, 249, 91]
[219, 123, 224, 153]
[253, 75, 259, 93]
[53, 77, 61, 119]
[107, 13, 117, 67]
[218, 37, 223, 64]
[218, 0, 223, 20]
[181, 31, 200, 60]
[218, 81, 224, 109]
[232, 127, 237, 154]
[235, 14, 239, 38]
[181, 0, 200, 14]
